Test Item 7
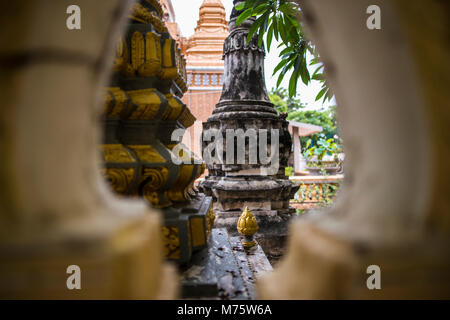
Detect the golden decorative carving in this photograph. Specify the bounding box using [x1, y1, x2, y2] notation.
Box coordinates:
[146, 0, 164, 17]
[105, 88, 130, 119]
[148, 11, 169, 34]
[131, 31, 145, 71]
[130, 3, 153, 24]
[130, 145, 166, 163]
[129, 3, 186, 87]
[141, 166, 170, 208]
[102, 144, 135, 163]
[113, 38, 135, 77]
[177, 106, 196, 128]
[113, 37, 125, 70]
[130, 3, 168, 33]
[100, 0, 204, 265]
[102, 168, 136, 194]
[161, 38, 178, 79]
[163, 93, 184, 120]
[167, 164, 195, 202]
[142, 167, 169, 191]
[138, 32, 162, 77]
[237, 207, 258, 248]
[162, 226, 180, 259]
[126, 89, 165, 120]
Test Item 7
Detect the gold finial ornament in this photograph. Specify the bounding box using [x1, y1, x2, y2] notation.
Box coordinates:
[237, 207, 258, 248]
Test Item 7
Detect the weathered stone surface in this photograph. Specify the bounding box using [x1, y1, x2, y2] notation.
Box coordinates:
[181, 240, 219, 299]
[180, 228, 272, 300]
[200, 0, 299, 254]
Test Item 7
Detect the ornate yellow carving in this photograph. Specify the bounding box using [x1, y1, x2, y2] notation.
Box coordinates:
[146, 0, 164, 18]
[131, 31, 145, 71]
[100, 0, 203, 265]
[129, 3, 168, 33]
[102, 168, 136, 194]
[126, 89, 164, 120]
[130, 3, 152, 24]
[141, 167, 170, 208]
[138, 32, 162, 77]
[113, 37, 135, 77]
[142, 167, 169, 191]
[163, 93, 184, 120]
[130, 145, 166, 163]
[161, 38, 178, 79]
[174, 47, 187, 92]
[149, 11, 169, 33]
[237, 207, 258, 248]
[113, 37, 125, 71]
[102, 144, 135, 163]
[177, 107, 196, 128]
[128, 3, 186, 87]
[167, 164, 195, 202]
[101, 144, 173, 208]
[162, 226, 180, 259]
[105, 88, 129, 118]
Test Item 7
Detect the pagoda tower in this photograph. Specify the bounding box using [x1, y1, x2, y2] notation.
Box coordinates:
[181, 0, 229, 156]
[185, 0, 229, 69]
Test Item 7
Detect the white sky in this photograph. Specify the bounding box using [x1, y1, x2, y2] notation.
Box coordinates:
[171, 0, 335, 110]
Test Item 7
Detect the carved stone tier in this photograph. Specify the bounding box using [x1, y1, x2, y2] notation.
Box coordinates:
[102, 0, 213, 264]
[200, 0, 299, 256]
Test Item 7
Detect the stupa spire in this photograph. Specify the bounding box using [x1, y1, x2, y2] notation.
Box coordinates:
[185, 0, 229, 67]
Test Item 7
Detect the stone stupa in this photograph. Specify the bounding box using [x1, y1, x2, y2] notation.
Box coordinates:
[201, 0, 299, 255]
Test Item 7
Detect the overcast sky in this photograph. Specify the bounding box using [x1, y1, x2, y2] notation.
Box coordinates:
[171, 0, 335, 110]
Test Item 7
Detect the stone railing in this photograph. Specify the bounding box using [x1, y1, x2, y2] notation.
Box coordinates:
[289, 175, 344, 210]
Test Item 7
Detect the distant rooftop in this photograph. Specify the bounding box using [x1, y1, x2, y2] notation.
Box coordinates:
[288, 121, 323, 137]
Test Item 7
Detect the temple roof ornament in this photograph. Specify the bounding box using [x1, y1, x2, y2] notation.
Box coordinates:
[237, 207, 258, 248]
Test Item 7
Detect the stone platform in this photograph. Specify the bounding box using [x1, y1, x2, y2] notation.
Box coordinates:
[180, 228, 272, 300]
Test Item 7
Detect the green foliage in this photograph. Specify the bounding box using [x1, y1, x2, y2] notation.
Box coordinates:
[311, 58, 333, 103]
[304, 135, 342, 161]
[285, 166, 294, 177]
[288, 108, 338, 139]
[269, 88, 304, 114]
[269, 88, 339, 147]
[318, 183, 341, 207]
[236, 0, 333, 101]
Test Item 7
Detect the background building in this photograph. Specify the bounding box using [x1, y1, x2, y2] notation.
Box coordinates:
[180, 0, 229, 156]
